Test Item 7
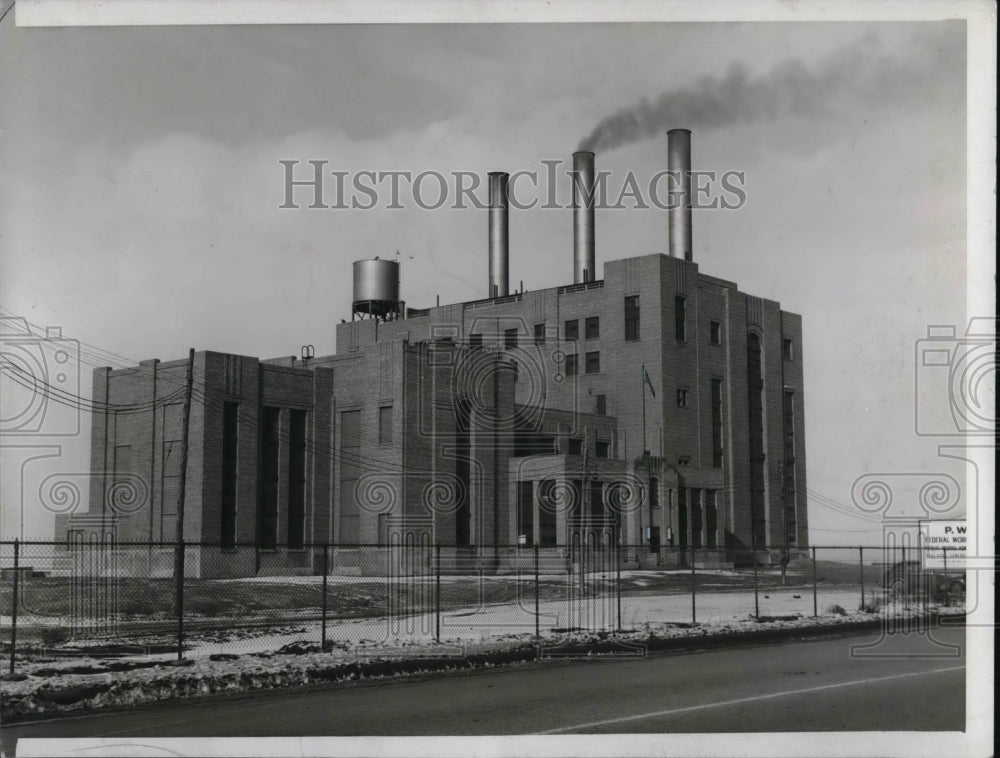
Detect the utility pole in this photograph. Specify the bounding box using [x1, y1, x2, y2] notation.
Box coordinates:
[642, 366, 656, 553]
[641, 365, 646, 550]
[173, 349, 194, 613]
[176, 348, 194, 542]
[492, 351, 500, 572]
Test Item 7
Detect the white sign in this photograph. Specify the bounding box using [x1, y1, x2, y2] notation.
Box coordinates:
[920, 520, 967, 570]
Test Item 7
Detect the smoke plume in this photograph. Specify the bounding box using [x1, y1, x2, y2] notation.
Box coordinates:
[577, 34, 955, 152]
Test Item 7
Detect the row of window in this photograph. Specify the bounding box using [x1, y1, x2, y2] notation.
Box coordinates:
[564, 351, 601, 376]
[470, 303, 796, 362]
[491, 317, 603, 349]
[563, 316, 600, 342]
[565, 437, 611, 458]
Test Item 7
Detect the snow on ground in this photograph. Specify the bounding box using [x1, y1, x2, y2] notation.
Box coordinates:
[3, 586, 869, 661]
[1, 582, 964, 721]
[210, 567, 810, 585]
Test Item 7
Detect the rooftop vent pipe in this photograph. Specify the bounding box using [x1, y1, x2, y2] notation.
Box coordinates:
[667, 129, 693, 261]
[572, 151, 596, 284]
[488, 171, 509, 298]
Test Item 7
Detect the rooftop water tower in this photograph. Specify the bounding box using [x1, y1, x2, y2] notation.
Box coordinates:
[352, 257, 402, 321]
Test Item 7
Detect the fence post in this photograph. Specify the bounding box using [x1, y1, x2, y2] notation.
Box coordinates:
[811, 545, 818, 617]
[10, 540, 19, 676]
[534, 543, 540, 639]
[321, 543, 329, 651]
[690, 549, 696, 625]
[435, 544, 441, 643]
[615, 540, 621, 632]
[922, 543, 928, 613]
[176, 539, 185, 660]
[943, 547, 949, 607]
[753, 550, 759, 620]
[859, 546, 865, 610]
[901, 543, 908, 611]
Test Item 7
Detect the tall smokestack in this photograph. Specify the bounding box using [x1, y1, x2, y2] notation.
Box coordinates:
[572, 151, 596, 284]
[488, 171, 509, 298]
[667, 129, 693, 262]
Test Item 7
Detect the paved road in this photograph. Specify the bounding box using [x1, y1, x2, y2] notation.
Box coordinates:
[2, 628, 964, 752]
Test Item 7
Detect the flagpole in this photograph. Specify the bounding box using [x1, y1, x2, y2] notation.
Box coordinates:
[641, 364, 647, 455]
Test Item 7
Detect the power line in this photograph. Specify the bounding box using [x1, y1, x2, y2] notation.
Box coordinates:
[5, 356, 895, 518]
[0, 309, 898, 524]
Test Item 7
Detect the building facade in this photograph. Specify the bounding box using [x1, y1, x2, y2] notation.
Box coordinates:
[58, 131, 807, 576]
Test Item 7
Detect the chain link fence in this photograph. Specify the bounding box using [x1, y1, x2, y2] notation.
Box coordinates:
[0, 541, 965, 675]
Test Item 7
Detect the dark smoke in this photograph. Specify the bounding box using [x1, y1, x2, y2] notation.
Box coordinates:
[577, 34, 954, 152]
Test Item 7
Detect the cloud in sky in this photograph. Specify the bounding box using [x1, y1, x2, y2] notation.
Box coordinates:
[0, 21, 969, 541]
[577, 28, 963, 152]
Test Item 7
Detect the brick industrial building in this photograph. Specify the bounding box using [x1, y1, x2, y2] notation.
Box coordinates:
[57, 130, 807, 577]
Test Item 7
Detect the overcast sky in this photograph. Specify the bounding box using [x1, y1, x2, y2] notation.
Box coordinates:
[0, 18, 977, 544]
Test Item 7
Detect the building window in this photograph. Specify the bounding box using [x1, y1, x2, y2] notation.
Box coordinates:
[585, 351, 601, 374]
[691, 488, 702, 548]
[162, 439, 181, 519]
[469, 333, 483, 350]
[676, 387, 689, 408]
[568, 438, 583, 456]
[565, 319, 579, 341]
[675, 296, 687, 342]
[115, 443, 134, 518]
[677, 488, 687, 549]
[378, 405, 393, 445]
[783, 389, 797, 546]
[783, 338, 794, 361]
[259, 407, 281, 549]
[565, 354, 578, 376]
[455, 399, 472, 546]
[624, 295, 640, 341]
[339, 409, 362, 544]
[747, 333, 766, 548]
[783, 390, 796, 460]
[786, 460, 798, 546]
[595, 440, 610, 458]
[585, 316, 600, 340]
[534, 323, 545, 346]
[711, 379, 723, 468]
[505, 327, 519, 350]
[650, 478, 659, 509]
[115, 444, 132, 479]
[114, 442, 138, 523]
[710, 320, 722, 345]
[538, 480, 558, 546]
[517, 481, 534, 545]
[677, 455, 691, 467]
[288, 409, 306, 549]
[221, 402, 239, 547]
[595, 394, 606, 416]
[586, 480, 603, 519]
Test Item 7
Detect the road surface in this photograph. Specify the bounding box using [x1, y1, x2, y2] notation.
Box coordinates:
[2, 627, 964, 753]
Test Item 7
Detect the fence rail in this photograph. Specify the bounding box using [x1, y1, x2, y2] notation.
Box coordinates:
[0, 540, 966, 676]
